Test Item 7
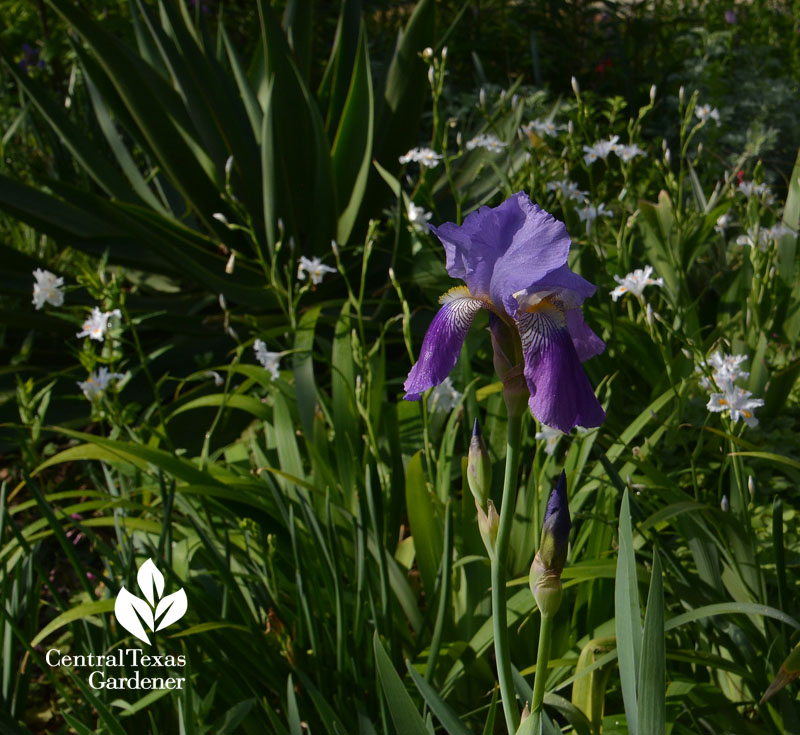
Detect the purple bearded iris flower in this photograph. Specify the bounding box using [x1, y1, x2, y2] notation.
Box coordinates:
[403, 191, 605, 433]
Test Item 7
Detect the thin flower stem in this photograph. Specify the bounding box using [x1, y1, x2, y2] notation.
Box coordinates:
[492, 411, 523, 734]
[531, 613, 554, 714]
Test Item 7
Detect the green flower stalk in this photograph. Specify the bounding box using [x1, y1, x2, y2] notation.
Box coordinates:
[530, 471, 571, 715]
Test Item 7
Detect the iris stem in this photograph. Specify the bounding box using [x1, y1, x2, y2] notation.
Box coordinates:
[531, 613, 554, 715]
[492, 411, 523, 734]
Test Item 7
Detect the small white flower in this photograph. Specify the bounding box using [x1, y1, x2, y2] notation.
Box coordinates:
[582, 136, 619, 165]
[78, 367, 125, 401]
[206, 371, 224, 387]
[407, 202, 433, 230]
[545, 179, 588, 203]
[706, 386, 764, 427]
[76, 307, 122, 342]
[466, 134, 506, 152]
[695, 104, 721, 125]
[523, 118, 566, 138]
[32, 269, 65, 310]
[535, 423, 563, 456]
[715, 212, 734, 233]
[736, 226, 771, 251]
[297, 255, 336, 285]
[212, 212, 229, 225]
[769, 223, 795, 241]
[616, 143, 646, 162]
[254, 339, 281, 380]
[610, 265, 664, 302]
[578, 202, 613, 234]
[738, 181, 775, 204]
[398, 147, 443, 168]
[427, 377, 462, 413]
[698, 350, 749, 391]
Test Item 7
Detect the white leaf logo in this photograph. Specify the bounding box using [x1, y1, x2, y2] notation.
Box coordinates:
[114, 558, 187, 645]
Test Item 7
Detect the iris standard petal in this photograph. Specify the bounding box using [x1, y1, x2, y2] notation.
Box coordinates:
[404, 286, 486, 400]
[517, 309, 605, 432]
[489, 196, 573, 313]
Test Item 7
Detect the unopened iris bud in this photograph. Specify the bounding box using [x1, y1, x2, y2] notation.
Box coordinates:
[477, 499, 499, 557]
[529, 471, 570, 617]
[467, 419, 492, 508]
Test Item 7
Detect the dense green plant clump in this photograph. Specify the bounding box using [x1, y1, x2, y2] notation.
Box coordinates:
[1, 1, 800, 734]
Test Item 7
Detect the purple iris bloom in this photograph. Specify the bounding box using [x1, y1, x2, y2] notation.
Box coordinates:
[19, 43, 45, 72]
[403, 192, 605, 432]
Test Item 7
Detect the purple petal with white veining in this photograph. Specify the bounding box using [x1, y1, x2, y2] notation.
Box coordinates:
[404, 287, 485, 400]
[518, 310, 605, 432]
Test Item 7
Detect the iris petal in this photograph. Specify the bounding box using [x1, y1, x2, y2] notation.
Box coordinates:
[517, 309, 605, 432]
[404, 287, 486, 400]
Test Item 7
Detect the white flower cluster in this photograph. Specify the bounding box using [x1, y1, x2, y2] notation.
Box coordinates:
[399, 147, 443, 168]
[699, 350, 763, 427]
[77, 367, 125, 401]
[523, 118, 566, 138]
[736, 223, 795, 251]
[610, 265, 663, 302]
[32, 269, 65, 310]
[535, 423, 563, 456]
[738, 180, 775, 204]
[297, 255, 336, 285]
[465, 134, 506, 153]
[427, 377, 462, 413]
[583, 136, 645, 165]
[407, 202, 432, 230]
[254, 339, 281, 380]
[77, 307, 122, 342]
[578, 202, 614, 233]
[546, 179, 588, 203]
[695, 104, 720, 125]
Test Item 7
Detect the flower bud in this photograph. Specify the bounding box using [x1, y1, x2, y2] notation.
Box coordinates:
[679, 85, 685, 105]
[646, 303, 655, 329]
[649, 84, 656, 104]
[441, 46, 448, 61]
[212, 212, 229, 225]
[225, 155, 234, 178]
[529, 471, 570, 617]
[477, 499, 499, 556]
[479, 87, 486, 108]
[225, 252, 236, 274]
[721, 494, 729, 512]
[467, 419, 492, 508]
[748, 475, 756, 501]
[428, 66, 435, 86]
[218, 293, 227, 311]
[422, 47, 434, 62]
[571, 75, 580, 98]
